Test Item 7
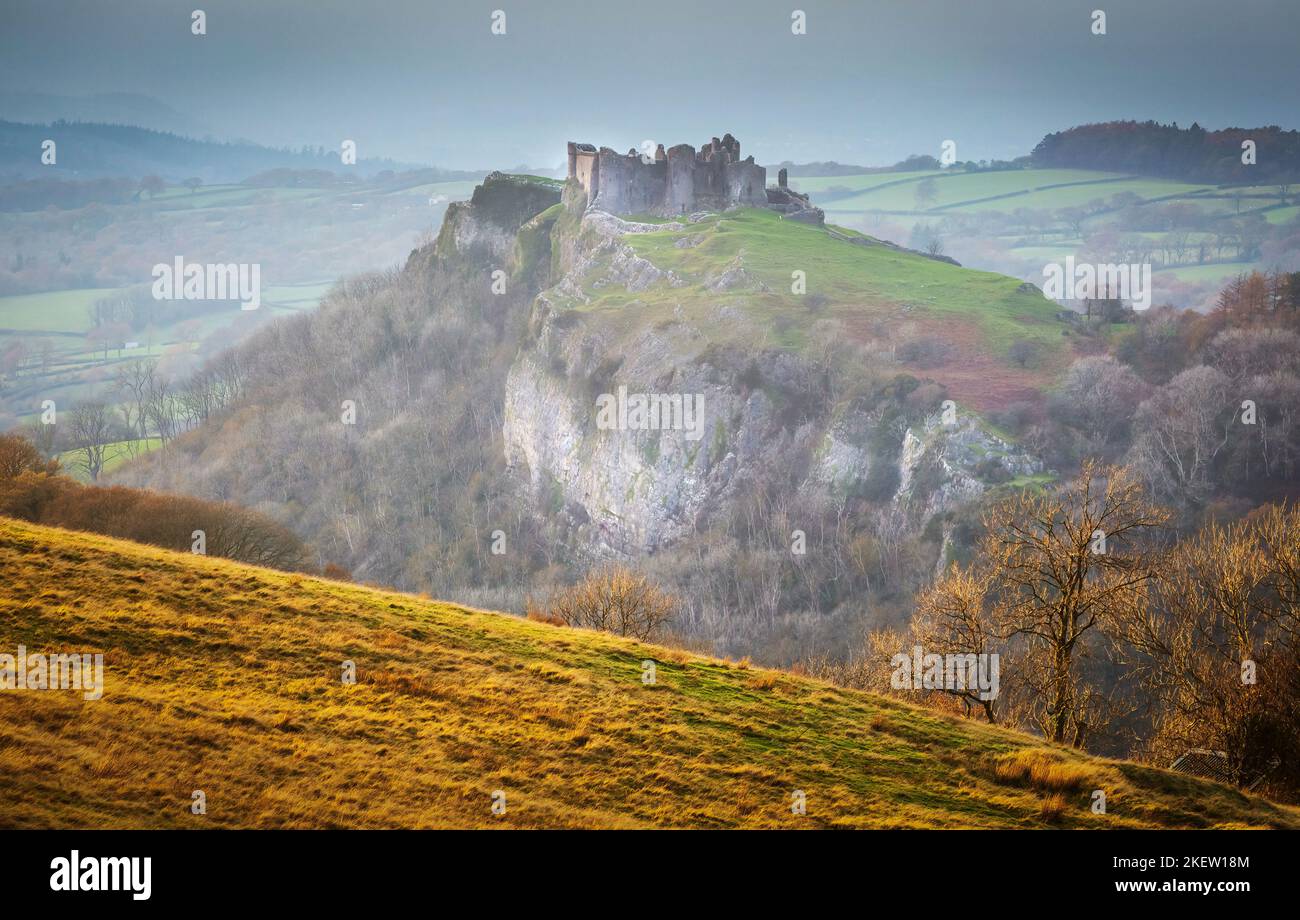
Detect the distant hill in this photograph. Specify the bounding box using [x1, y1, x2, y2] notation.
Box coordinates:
[0, 91, 214, 139]
[3, 516, 1296, 828]
[1032, 120, 1300, 184]
[0, 119, 426, 183]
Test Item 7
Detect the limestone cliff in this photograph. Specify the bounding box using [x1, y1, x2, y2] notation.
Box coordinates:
[493, 174, 1048, 556]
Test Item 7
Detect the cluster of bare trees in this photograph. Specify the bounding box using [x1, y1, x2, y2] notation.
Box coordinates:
[534, 566, 678, 641]
[1129, 326, 1300, 506]
[906, 463, 1167, 746]
[113, 353, 246, 443]
[1214, 270, 1300, 324]
[834, 460, 1300, 800]
[1120, 505, 1300, 796]
[1019, 302, 1300, 509]
[49, 353, 250, 482]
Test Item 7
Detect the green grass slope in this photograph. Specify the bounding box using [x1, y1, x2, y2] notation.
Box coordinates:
[1, 517, 1296, 829]
[558, 206, 1070, 410]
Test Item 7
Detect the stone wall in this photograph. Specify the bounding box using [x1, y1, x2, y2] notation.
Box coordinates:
[571, 149, 599, 204]
[592, 147, 667, 214]
[567, 133, 767, 217]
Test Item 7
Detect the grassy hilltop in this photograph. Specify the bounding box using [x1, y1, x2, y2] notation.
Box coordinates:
[541, 203, 1073, 412]
[2, 516, 1297, 829]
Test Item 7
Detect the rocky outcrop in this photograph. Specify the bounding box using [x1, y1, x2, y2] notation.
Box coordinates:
[499, 179, 1046, 558]
[503, 329, 826, 555]
[892, 413, 1043, 521]
[547, 207, 686, 303]
[409, 171, 563, 277]
[766, 185, 825, 226]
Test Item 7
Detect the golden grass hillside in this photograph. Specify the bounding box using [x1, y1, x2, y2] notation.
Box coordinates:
[1, 516, 1297, 829]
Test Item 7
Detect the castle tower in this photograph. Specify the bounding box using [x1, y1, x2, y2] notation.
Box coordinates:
[564, 133, 765, 217]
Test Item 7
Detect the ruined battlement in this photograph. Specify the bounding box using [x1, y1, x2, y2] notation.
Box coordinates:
[567, 133, 769, 217]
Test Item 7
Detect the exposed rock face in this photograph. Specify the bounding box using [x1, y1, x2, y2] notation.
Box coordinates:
[808, 413, 873, 493]
[417, 171, 563, 274]
[493, 175, 1045, 558]
[783, 206, 826, 226]
[113, 169, 1049, 620]
[766, 184, 824, 225]
[503, 329, 826, 555]
[892, 414, 1043, 521]
[547, 208, 686, 303]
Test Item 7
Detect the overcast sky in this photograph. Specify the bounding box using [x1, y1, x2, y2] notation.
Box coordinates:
[3, 0, 1298, 170]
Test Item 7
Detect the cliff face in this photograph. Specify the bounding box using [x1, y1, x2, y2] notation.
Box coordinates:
[503, 304, 827, 553]
[411, 170, 563, 276]
[497, 177, 1047, 556]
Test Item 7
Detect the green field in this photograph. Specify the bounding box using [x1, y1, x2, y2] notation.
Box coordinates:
[788, 166, 1287, 309]
[803, 168, 1216, 215]
[796, 166, 1289, 230]
[1155, 263, 1259, 283]
[0, 288, 119, 333]
[789, 170, 944, 194]
[0, 277, 335, 458]
[1266, 205, 1300, 225]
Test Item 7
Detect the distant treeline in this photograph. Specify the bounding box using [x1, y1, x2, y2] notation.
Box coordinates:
[0, 119, 420, 184]
[241, 166, 482, 188]
[770, 153, 1031, 177]
[0, 164, 483, 213]
[1032, 121, 1300, 184]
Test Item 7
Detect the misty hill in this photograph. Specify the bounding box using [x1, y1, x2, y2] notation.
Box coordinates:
[115, 168, 1068, 658]
[0, 91, 214, 140]
[0, 119, 430, 183]
[3, 515, 1295, 829]
[1032, 121, 1300, 184]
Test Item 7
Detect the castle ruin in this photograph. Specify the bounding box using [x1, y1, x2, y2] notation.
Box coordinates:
[567, 133, 822, 223]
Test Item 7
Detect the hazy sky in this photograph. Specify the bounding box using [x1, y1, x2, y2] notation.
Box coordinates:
[3, 0, 1298, 169]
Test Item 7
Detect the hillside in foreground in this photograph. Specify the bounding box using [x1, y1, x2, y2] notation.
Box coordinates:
[2, 517, 1297, 829]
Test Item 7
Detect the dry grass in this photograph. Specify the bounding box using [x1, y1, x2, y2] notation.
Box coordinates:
[1, 517, 1297, 830]
[994, 749, 1096, 793]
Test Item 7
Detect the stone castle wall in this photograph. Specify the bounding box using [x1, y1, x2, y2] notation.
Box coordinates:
[568, 134, 767, 217]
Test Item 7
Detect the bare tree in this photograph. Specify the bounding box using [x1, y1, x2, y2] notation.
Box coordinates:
[974, 461, 1167, 746]
[912, 564, 1005, 723]
[114, 359, 155, 440]
[68, 403, 113, 481]
[542, 566, 677, 641]
[1129, 365, 1235, 505]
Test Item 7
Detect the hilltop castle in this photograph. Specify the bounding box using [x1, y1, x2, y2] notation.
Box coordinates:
[567, 132, 822, 223]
